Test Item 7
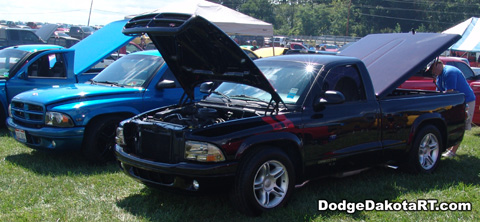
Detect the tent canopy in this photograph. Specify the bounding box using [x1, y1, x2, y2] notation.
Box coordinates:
[126, 0, 273, 36]
[443, 17, 480, 52]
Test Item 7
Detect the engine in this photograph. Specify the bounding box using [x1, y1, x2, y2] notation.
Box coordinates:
[143, 104, 259, 129]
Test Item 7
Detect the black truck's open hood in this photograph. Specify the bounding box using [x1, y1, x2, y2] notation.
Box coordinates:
[339, 32, 461, 98]
[122, 13, 282, 104]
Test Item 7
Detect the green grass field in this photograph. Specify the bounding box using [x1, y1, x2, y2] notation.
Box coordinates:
[1, 127, 479, 221]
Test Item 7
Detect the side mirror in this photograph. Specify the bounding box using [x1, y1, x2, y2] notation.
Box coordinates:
[314, 90, 345, 110]
[200, 82, 214, 94]
[156, 79, 176, 89]
[18, 71, 27, 79]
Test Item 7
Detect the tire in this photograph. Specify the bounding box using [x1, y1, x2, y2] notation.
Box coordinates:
[0, 104, 6, 128]
[406, 125, 442, 174]
[232, 147, 295, 216]
[82, 115, 125, 164]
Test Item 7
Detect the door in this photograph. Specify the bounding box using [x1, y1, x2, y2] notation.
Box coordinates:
[302, 64, 382, 177]
[6, 52, 71, 102]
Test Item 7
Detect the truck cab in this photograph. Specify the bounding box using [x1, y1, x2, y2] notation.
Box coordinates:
[0, 19, 135, 126]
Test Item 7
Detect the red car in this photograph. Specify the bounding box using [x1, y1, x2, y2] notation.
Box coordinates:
[400, 56, 480, 124]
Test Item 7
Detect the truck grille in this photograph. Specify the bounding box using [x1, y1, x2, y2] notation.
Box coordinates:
[126, 124, 176, 164]
[10, 101, 44, 127]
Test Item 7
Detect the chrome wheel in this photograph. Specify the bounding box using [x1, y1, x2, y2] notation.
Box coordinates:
[418, 132, 439, 170]
[253, 160, 289, 208]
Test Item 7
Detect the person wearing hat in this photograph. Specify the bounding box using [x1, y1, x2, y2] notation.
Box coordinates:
[428, 59, 476, 158]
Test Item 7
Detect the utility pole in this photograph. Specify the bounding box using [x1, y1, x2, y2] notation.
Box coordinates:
[87, 0, 94, 26]
[346, 0, 351, 36]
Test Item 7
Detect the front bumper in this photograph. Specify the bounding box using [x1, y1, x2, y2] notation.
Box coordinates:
[115, 145, 238, 191]
[6, 117, 85, 150]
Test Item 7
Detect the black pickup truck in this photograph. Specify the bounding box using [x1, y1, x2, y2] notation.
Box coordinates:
[115, 14, 466, 216]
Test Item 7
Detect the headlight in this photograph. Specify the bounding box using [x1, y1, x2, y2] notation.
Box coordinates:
[185, 141, 225, 162]
[115, 127, 125, 146]
[45, 111, 74, 127]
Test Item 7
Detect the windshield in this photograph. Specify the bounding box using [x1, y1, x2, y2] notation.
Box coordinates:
[92, 54, 164, 87]
[209, 60, 321, 105]
[0, 49, 29, 78]
[81, 26, 94, 32]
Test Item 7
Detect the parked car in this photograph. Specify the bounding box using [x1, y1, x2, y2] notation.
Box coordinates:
[47, 31, 80, 48]
[115, 13, 465, 216]
[240, 47, 259, 60]
[288, 42, 308, 50]
[0, 19, 134, 127]
[0, 28, 44, 49]
[68, 26, 95, 40]
[400, 56, 480, 125]
[317, 43, 339, 52]
[7, 50, 205, 163]
[272, 36, 289, 47]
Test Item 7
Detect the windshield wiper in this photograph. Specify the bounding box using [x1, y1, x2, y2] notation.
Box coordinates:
[230, 94, 267, 103]
[212, 91, 231, 103]
[91, 80, 123, 87]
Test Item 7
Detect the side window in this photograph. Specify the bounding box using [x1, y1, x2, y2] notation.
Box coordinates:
[125, 44, 141, 54]
[22, 31, 40, 42]
[9, 30, 20, 41]
[322, 65, 366, 102]
[447, 62, 474, 79]
[159, 68, 180, 88]
[28, 53, 66, 78]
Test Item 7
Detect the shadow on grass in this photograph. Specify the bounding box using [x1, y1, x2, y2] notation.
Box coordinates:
[115, 155, 480, 221]
[5, 150, 119, 176]
[1, 128, 118, 175]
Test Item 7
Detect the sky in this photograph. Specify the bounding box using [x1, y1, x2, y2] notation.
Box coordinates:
[0, 0, 184, 26]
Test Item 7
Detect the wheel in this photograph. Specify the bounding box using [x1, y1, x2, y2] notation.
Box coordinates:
[82, 115, 125, 163]
[406, 125, 442, 173]
[232, 147, 295, 216]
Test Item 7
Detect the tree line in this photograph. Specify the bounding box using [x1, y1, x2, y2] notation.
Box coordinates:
[209, 0, 480, 37]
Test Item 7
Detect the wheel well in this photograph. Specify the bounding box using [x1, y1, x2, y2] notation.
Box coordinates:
[85, 112, 134, 132]
[240, 140, 305, 183]
[415, 119, 447, 151]
[0, 103, 5, 128]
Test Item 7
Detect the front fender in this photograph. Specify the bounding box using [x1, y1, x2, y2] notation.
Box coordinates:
[234, 132, 303, 159]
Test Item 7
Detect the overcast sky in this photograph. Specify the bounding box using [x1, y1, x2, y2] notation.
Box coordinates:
[0, 0, 183, 26]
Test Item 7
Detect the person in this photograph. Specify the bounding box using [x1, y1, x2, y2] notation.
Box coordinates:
[251, 40, 258, 51]
[428, 59, 476, 158]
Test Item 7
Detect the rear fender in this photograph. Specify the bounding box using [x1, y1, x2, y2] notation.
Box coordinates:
[408, 112, 447, 151]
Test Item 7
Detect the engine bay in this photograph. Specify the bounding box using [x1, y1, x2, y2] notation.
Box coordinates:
[140, 104, 261, 129]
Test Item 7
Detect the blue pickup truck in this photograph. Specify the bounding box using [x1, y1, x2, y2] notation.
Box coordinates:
[7, 50, 198, 163]
[0, 19, 134, 126]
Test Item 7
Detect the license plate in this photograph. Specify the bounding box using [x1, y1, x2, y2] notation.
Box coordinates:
[15, 129, 26, 143]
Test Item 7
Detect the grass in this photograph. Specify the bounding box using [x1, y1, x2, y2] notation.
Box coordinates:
[0, 127, 479, 221]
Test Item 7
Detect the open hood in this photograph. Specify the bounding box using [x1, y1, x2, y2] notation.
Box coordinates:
[122, 13, 282, 104]
[339, 32, 461, 98]
[70, 20, 135, 75]
[35, 24, 59, 42]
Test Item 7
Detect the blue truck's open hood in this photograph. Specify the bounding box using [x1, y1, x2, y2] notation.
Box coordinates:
[12, 84, 143, 105]
[339, 33, 461, 98]
[122, 13, 283, 104]
[70, 20, 135, 75]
